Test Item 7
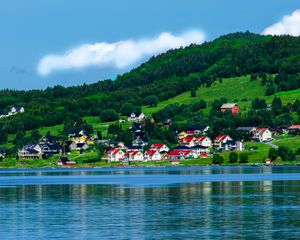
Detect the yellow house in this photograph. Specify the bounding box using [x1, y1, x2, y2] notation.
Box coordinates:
[72, 134, 88, 143]
[87, 139, 95, 145]
[178, 131, 188, 139]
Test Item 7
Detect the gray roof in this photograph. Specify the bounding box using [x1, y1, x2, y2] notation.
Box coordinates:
[221, 103, 237, 109]
[236, 127, 256, 131]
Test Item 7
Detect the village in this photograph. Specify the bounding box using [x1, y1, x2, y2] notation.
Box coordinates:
[15, 103, 300, 166]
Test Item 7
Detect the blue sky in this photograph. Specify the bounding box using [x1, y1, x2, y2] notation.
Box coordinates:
[0, 0, 300, 90]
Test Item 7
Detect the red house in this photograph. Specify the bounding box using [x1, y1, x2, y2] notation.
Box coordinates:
[220, 103, 239, 114]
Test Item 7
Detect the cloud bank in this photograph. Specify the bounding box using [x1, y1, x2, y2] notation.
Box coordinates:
[38, 30, 205, 76]
[262, 9, 300, 36]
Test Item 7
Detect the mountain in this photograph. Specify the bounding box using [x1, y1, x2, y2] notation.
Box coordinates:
[0, 32, 300, 140]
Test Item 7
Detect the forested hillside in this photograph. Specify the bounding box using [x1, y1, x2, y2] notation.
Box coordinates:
[1, 31, 300, 145]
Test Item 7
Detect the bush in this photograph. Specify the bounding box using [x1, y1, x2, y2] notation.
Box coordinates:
[228, 152, 238, 163]
[190, 89, 196, 97]
[266, 86, 276, 96]
[100, 109, 119, 122]
[278, 146, 295, 161]
[212, 154, 224, 165]
[268, 148, 278, 160]
[239, 153, 249, 163]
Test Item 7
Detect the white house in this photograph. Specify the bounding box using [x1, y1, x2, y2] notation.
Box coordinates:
[150, 143, 170, 153]
[128, 112, 146, 122]
[10, 106, 25, 114]
[144, 149, 162, 161]
[190, 145, 210, 156]
[179, 136, 197, 147]
[124, 150, 144, 161]
[132, 136, 149, 147]
[0, 106, 25, 119]
[214, 134, 232, 149]
[18, 143, 42, 159]
[195, 136, 212, 148]
[70, 142, 89, 151]
[224, 141, 244, 151]
[106, 149, 125, 162]
[253, 128, 272, 142]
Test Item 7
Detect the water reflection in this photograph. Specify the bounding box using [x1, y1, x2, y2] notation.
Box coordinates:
[1, 167, 300, 239]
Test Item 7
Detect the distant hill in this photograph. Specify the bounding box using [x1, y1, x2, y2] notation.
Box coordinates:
[0, 32, 300, 137]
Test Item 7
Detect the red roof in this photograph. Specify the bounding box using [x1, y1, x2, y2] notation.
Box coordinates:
[195, 135, 207, 142]
[256, 128, 269, 134]
[125, 150, 140, 156]
[288, 125, 300, 130]
[151, 143, 164, 149]
[167, 150, 192, 157]
[215, 134, 229, 141]
[179, 136, 195, 143]
[146, 149, 158, 156]
[106, 148, 122, 155]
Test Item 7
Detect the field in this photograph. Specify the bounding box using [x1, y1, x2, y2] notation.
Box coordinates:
[142, 76, 300, 116]
[273, 136, 300, 151]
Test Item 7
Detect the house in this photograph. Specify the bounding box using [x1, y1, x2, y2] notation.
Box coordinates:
[178, 131, 188, 139]
[178, 126, 210, 139]
[224, 141, 244, 151]
[107, 141, 125, 149]
[125, 145, 143, 151]
[105, 149, 125, 162]
[132, 136, 149, 147]
[195, 136, 212, 147]
[253, 128, 272, 142]
[179, 136, 196, 147]
[236, 127, 257, 133]
[0, 147, 7, 159]
[0, 106, 25, 119]
[162, 119, 172, 126]
[214, 134, 233, 149]
[86, 138, 95, 145]
[150, 143, 170, 153]
[18, 148, 41, 159]
[70, 142, 89, 151]
[18, 144, 42, 159]
[220, 103, 239, 114]
[185, 126, 210, 135]
[9, 106, 25, 115]
[190, 145, 210, 156]
[128, 112, 146, 122]
[173, 146, 191, 151]
[166, 150, 196, 160]
[144, 149, 162, 161]
[40, 135, 60, 145]
[124, 150, 144, 162]
[57, 157, 76, 167]
[71, 134, 88, 144]
[41, 143, 62, 154]
[288, 125, 300, 133]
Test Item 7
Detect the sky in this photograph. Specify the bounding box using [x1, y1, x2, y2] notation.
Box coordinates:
[1, 0, 300, 90]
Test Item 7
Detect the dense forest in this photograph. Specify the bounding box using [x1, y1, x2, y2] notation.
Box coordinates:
[1, 31, 300, 144]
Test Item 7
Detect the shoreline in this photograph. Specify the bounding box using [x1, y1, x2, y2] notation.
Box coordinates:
[1, 162, 300, 171]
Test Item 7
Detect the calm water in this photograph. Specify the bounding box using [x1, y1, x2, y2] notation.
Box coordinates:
[1, 166, 300, 239]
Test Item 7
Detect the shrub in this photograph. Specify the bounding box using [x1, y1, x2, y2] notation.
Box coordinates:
[268, 148, 279, 160]
[239, 153, 249, 163]
[278, 146, 295, 161]
[212, 154, 224, 165]
[229, 152, 238, 163]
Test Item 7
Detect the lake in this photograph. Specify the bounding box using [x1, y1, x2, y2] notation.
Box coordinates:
[1, 166, 300, 239]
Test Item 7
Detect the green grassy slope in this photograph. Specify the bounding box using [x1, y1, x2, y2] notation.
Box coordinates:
[142, 76, 300, 116]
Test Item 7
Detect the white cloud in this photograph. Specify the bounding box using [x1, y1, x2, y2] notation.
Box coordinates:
[38, 30, 205, 75]
[262, 9, 300, 36]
